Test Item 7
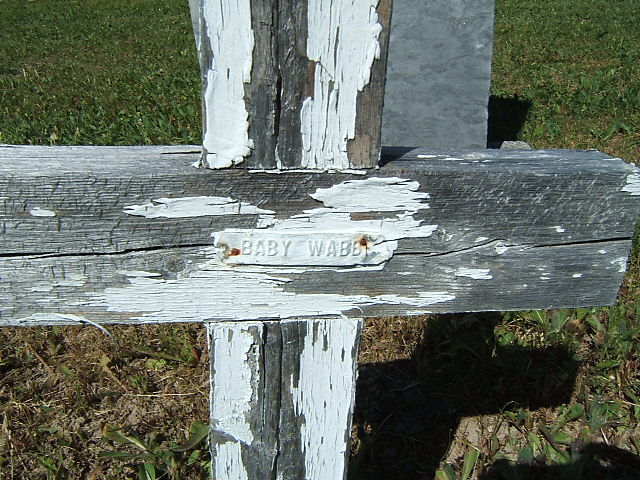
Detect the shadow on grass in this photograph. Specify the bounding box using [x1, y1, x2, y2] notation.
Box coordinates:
[481, 443, 640, 480]
[487, 95, 532, 145]
[350, 313, 580, 480]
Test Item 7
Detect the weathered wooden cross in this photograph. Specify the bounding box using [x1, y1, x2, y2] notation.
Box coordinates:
[2, 1, 640, 478]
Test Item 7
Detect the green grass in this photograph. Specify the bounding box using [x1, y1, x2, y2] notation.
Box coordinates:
[1, 0, 640, 478]
[0, 0, 200, 146]
[478, 3, 640, 476]
[491, 0, 640, 161]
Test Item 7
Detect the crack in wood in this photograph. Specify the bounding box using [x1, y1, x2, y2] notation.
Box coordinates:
[0, 243, 210, 260]
[397, 236, 635, 259]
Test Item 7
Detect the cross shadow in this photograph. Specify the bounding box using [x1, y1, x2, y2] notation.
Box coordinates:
[486, 95, 532, 146]
[481, 442, 640, 480]
[350, 313, 581, 479]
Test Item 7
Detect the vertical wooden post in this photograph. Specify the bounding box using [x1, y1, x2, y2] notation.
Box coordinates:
[190, 0, 391, 170]
[207, 318, 363, 479]
[190, 0, 391, 478]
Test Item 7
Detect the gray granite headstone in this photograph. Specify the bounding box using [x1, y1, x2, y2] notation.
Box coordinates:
[382, 0, 495, 148]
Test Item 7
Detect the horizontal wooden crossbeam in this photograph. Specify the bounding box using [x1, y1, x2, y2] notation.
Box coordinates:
[1, 144, 639, 325]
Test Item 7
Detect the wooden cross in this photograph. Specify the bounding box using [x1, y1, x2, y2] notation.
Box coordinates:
[2, 1, 640, 479]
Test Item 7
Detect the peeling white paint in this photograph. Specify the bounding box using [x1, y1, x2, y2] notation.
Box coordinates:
[213, 443, 249, 480]
[208, 322, 258, 445]
[123, 196, 273, 219]
[573, 273, 583, 278]
[117, 270, 162, 278]
[291, 317, 360, 480]
[53, 273, 85, 287]
[207, 321, 265, 479]
[494, 242, 508, 255]
[188, 0, 201, 57]
[475, 236, 489, 243]
[12, 313, 95, 326]
[96, 268, 454, 322]
[552, 226, 566, 233]
[417, 154, 438, 159]
[213, 177, 436, 267]
[31, 284, 53, 293]
[462, 152, 491, 160]
[611, 256, 628, 273]
[248, 168, 368, 175]
[622, 172, 640, 195]
[91, 177, 453, 321]
[200, 0, 255, 168]
[300, 1, 382, 169]
[456, 268, 492, 280]
[29, 207, 56, 217]
[311, 177, 429, 212]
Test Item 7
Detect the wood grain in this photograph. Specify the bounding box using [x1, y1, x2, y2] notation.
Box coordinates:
[190, 0, 391, 169]
[2, 145, 639, 324]
[207, 318, 361, 480]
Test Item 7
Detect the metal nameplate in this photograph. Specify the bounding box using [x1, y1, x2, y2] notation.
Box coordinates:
[214, 231, 392, 266]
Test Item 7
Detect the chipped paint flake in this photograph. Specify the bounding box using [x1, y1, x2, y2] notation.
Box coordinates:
[97, 269, 454, 322]
[208, 322, 257, 444]
[117, 271, 162, 278]
[248, 168, 368, 175]
[12, 313, 93, 325]
[573, 273, 583, 278]
[301, 1, 382, 169]
[200, 0, 255, 168]
[475, 236, 489, 243]
[494, 242, 509, 255]
[53, 273, 85, 287]
[456, 268, 492, 280]
[291, 317, 360, 480]
[29, 207, 56, 217]
[611, 256, 628, 273]
[214, 443, 249, 480]
[310, 177, 429, 212]
[552, 226, 566, 233]
[462, 152, 491, 160]
[91, 177, 453, 321]
[31, 284, 53, 293]
[622, 172, 640, 195]
[123, 196, 273, 219]
[213, 177, 436, 268]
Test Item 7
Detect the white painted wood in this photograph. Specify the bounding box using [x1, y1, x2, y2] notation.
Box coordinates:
[208, 322, 261, 480]
[29, 207, 56, 217]
[301, 0, 383, 169]
[123, 196, 274, 219]
[623, 172, 640, 195]
[289, 316, 362, 480]
[198, 0, 255, 168]
[189, 1, 390, 169]
[3, 146, 640, 324]
[207, 317, 362, 479]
